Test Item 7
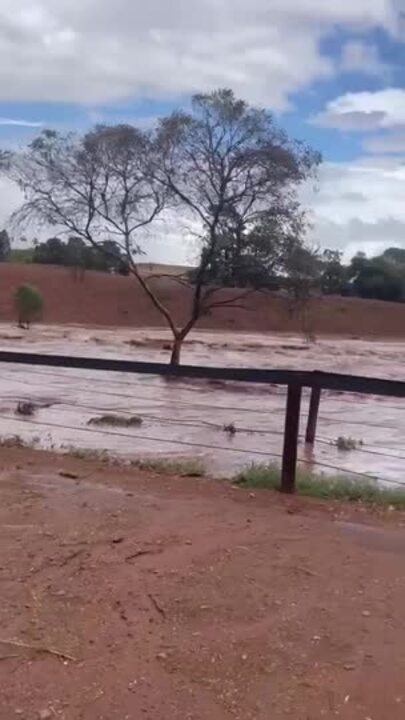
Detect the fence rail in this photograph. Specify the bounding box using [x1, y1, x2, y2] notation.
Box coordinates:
[1, 350, 404, 493]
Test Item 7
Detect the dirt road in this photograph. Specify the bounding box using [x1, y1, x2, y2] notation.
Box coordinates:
[1, 448, 405, 719]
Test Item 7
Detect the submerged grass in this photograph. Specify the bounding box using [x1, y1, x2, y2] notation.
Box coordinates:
[334, 435, 363, 451]
[87, 414, 143, 428]
[62, 445, 111, 463]
[131, 456, 206, 478]
[0, 434, 35, 449]
[233, 462, 405, 508]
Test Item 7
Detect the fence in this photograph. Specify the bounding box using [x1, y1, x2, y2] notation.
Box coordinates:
[1, 349, 405, 493]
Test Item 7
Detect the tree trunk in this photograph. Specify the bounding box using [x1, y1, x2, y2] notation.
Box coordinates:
[169, 318, 200, 366]
[170, 336, 183, 366]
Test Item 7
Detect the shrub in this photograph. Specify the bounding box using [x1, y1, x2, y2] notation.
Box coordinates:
[131, 457, 205, 477]
[223, 422, 237, 435]
[14, 284, 43, 328]
[87, 414, 143, 428]
[16, 401, 37, 416]
[335, 436, 362, 451]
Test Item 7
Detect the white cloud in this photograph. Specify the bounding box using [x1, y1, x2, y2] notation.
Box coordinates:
[0, 118, 43, 127]
[0, 0, 400, 107]
[312, 88, 405, 130]
[363, 129, 405, 153]
[306, 155, 405, 257]
[310, 156, 405, 223]
[340, 39, 390, 78]
[312, 218, 405, 259]
[0, 177, 25, 229]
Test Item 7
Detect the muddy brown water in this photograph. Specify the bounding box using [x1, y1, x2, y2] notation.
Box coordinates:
[0, 324, 404, 487]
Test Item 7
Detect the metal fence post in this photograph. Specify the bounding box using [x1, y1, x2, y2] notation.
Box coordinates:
[305, 387, 321, 445]
[281, 384, 302, 494]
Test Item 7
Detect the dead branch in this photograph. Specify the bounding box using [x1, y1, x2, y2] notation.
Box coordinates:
[125, 549, 160, 562]
[143, 272, 191, 287]
[147, 593, 166, 619]
[0, 639, 76, 662]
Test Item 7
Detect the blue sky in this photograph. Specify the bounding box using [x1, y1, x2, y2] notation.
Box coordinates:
[0, 0, 404, 261]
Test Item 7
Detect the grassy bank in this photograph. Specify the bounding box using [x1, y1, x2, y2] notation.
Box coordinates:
[1, 432, 404, 508]
[233, 463, 405, 508]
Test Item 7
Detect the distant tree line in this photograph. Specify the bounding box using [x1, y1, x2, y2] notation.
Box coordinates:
[31, 236, 129, 275]
[319, 247, 405, 303]
[1, 226, 405, 305]
[191, 227, 405, 304]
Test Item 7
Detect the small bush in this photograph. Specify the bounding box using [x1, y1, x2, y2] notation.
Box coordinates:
[16, 401, 37, 416]
[87, 414, 143, 428]
[233, 462, 405, 508]
[223, 422, 237, 435]
[335, 436, 362, 451]
[14, 284, 43, 328]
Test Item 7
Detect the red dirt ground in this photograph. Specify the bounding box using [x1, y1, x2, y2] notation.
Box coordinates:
[1, 262, 405, 337]
[1, 448, 405, 719]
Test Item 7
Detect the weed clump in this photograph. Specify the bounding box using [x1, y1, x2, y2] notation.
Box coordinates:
[232, 463, 405, 508]
[87, 414, 143, 428]
[335, 436, 363, 451]
[132, 457, 205, 477]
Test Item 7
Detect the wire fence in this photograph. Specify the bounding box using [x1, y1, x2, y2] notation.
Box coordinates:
[3, 390, 405, 456]
[1, 357, 405, 489]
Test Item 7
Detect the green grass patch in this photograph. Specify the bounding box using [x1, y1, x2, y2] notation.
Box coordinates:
[232, 462, 405, 508]
[132, 456, 205, 478]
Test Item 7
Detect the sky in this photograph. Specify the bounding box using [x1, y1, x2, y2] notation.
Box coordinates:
[0, 0, 404, 263]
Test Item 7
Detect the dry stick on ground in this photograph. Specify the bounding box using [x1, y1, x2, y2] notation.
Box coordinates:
[125, 549, 159, 562]
[59, 549, 86, 567]
[148, 593, 166, 619]
[0, 639, 76, 662]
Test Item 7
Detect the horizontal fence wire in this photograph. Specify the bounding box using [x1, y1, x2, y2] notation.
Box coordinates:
[0, 412, 285, 461]
[0, 378, 288, 415]
[3, 409, 405, 488]
[3, 381, 405, 439]
[0, 350, 404, 490]
[1, 396, 289, 436]
[0, 411, 394, 485]
[5, 394, 405, 457]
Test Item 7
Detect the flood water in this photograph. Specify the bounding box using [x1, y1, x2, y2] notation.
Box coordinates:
[0, 324, 404, 487]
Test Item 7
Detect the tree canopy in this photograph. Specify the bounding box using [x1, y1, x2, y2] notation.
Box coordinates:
[32, 236, 129, 274]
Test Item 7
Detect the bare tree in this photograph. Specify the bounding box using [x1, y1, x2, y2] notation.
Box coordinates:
[3, 90, 320, 365]
[154, 89, 321, 362]
[3, 125, 190, 350]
